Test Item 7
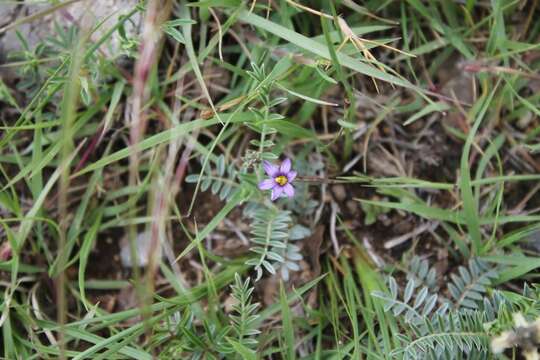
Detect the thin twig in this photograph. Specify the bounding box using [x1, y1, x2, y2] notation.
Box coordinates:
[297, 176, 348, 184]
[384, 222, 440, 249]
[330, 201, 340, 256]
[208, 8, 223, 62]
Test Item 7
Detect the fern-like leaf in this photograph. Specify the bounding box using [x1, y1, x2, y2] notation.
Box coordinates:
[372, 277, 448, 323]
[229, 273, 260, 350]
[244, 204, 291, 280]
[407, 256, 439, 292]
[448, 258, 498, 309]
[276, 224, 308, 281]
[243, 204, 308, 281]
[398, 312, 490, 360]
[185, 154, 239, 201]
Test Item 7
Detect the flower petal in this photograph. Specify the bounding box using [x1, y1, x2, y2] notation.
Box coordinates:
[271, 186, 283, 201]
[287, 171, 297, 182]
[282, 183, 295, 197]
[280, 158, 291, 173]
[263, 161, 279, 177]
[258, 179, 275, 190]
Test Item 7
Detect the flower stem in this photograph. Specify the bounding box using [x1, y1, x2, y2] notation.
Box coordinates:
[297, 176, 348, 184]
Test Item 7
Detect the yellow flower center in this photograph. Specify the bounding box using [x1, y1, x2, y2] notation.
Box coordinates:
[275, 175, 288, 186]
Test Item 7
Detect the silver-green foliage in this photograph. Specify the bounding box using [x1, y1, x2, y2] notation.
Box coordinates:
[286, 154, 324, 217]
[372, 276, 447, 324]
[245, 62, 286, 163]
[372, 258, 499, 359]
[228, 273, 261, 351]
[185, 154, 239, 201]
[407, 256, 439, 292]
[243, 203, 307, 281]
[396, 311, 490, 360]
[448, 258, 498, 309]
[280, 224, 309, 280]
[398, 287, 539, 360]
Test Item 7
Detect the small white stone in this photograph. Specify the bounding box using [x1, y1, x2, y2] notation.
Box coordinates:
[120, 232, 163, 268]
[1, 1, 141, 56]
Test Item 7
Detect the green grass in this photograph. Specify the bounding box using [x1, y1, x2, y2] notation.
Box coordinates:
[1, 0, 540, 358]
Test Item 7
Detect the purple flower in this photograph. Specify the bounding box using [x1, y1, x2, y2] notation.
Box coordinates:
[258, 158, 297, 201]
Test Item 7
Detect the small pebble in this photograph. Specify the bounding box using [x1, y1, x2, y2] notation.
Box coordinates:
[120, 232, 163, 268]
[346, 200, 358, 215]
[332, 184, 347, 202]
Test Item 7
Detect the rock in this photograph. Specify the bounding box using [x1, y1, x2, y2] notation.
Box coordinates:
[120, 232, 163, 268]
[346, 200, 358, 215]
[524, 230, 540, 253]
[438, 56, 476, 105]
[0, 241, 12, 261]
[0, 1, 141, 58]
[332, 184, 347, 202]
